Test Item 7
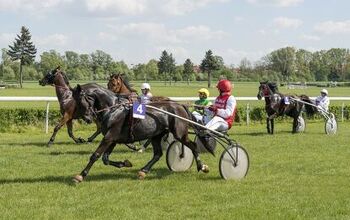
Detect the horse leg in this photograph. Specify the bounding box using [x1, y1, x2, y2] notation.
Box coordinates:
[73, 137, 114, 183]
[186, 138, 209, 173]
[271, 118, 274, 134]
[292, 116, 298, 133]
[102, 143, 132, 168]
[47, 113, 70, 146]
[67, 120, 85, 143]
[138, 136, 163, 179]
[87, 122, 101, 143]
[266, 118, 271, 134]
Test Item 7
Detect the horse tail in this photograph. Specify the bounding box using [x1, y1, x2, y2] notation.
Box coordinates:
[300, 95, 317, 116]
[182, 104, 215, 156]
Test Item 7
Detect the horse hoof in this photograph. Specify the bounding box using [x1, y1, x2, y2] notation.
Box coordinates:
[138, 171, 146, 180]
[76, 138, 86, 143]
[124, 160, 133, 167]
[47, 142, 53, 147]
[73, 175, 83, 183]
[201, 164, 209, 173]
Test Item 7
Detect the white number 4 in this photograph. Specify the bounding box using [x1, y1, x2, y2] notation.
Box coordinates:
[137, 104, 143, 114]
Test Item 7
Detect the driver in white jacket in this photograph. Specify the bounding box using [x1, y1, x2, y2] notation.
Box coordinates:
[315, 89, 330, 112]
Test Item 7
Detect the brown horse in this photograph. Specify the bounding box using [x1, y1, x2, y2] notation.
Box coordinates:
[257, 81, 317, 134]
[39, 67, 102, 146]
[107, 73, 169, 102]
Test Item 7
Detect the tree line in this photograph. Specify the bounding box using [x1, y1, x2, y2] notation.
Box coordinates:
[1, 26, 350, 88]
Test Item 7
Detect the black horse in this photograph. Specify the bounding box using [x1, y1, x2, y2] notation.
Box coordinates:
[39, 67, 102, 146]
[257, 81, 316, 134]
[72, 84, 212, 182]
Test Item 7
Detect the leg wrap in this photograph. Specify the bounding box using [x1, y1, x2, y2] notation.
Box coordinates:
[102, 153, 110, 165]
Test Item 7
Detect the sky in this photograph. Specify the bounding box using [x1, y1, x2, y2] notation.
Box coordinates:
[0, 0, 350, 67]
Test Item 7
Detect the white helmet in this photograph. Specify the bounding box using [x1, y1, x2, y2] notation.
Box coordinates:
[321, 89, 328, 95]
[141, 83, 151, 90]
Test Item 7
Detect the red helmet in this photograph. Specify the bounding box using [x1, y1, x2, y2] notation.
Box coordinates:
[216, 79, 232, 93]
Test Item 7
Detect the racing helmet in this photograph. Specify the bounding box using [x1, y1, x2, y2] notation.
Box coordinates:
[198, 88, 209, 98]
[216, 79, 233, 93]
[141, 83, 151, 90]
[321, 89, 328, 95]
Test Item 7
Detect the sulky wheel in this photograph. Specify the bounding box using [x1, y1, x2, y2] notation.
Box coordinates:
[219, 144, 249, 180]
[166, 141, 194, 172]
[296, 116, 305, 133]
[325, 113, 337, 135]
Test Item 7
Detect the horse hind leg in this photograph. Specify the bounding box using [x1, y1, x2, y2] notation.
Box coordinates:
[138, 135, 164, 179]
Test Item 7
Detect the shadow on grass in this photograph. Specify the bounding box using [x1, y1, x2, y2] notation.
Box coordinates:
[0, 168, 174, 185]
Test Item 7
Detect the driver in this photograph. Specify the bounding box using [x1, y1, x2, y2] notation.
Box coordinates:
[140, 83, 152, 104]
[206, 79, 237, 132]
[192, 88, 212, 124]
[315, 89, 330, 112]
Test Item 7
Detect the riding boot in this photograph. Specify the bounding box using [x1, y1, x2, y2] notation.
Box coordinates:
[197, 131, 216, 155]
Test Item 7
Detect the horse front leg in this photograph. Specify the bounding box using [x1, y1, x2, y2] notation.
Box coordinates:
[87, 122, 101, 143]
[102, 143, 132, 168]
[67, 120, 85, 143]
[138, 136, 163, 179]
[47, 113, 70, 147]
[73, 137, 114, 183]
[266, 118, 271, 134]
[271, 118, 274, 134]
[292, 117, 298, 133]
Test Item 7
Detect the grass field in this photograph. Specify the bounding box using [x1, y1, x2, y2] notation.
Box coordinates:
[0, 121, 349, 219]
[1, 81, 350, 109]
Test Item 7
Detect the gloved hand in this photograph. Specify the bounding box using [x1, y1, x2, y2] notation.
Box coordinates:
[208, 105, 217, 113]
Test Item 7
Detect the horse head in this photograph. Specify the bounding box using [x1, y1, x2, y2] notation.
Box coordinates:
[39, 67, 60, 86]
[257, 81, 279, 100]
[73, 84, 95, 124]
[107, 73, 137, 94]
[39, 66, 70, 87]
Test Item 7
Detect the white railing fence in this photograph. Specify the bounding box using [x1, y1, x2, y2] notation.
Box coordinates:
[1, 96, 349, 133]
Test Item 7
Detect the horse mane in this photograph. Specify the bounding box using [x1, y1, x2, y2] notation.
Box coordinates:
[111, 73, 137, 93]
[53, 67, 70, 86]
[266, 81, 279, 93]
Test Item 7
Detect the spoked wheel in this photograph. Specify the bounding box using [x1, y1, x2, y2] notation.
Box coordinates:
[296, 116, 305, 133]
[166, 141, 194, 172]
[219, 145, 249, 180]
[325, 113, 337, 135]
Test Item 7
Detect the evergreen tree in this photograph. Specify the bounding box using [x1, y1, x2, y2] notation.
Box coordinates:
[7, 26, 37, 88]
[157, 50, 176, 85]
[200, 50, 220, 88]
[183, 58, 194, 85]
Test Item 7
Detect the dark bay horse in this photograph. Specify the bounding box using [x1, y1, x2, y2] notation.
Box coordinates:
[257, 81, 316, 134]
[39, 67, 102, 146]
[72, 84, 212, 182]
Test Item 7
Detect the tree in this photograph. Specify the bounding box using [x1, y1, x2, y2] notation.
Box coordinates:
[39, 50, 65, 74]
[7, 26, 37, 88]
[157, 50, 176, 85]
[200, 50, 221, 88]
[90, 50, 113, 80]
[183, 58, 194, 85]
[266, 47, 296, 82]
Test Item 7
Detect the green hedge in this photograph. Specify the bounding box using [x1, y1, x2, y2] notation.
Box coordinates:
[0, 105, 348, 131]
